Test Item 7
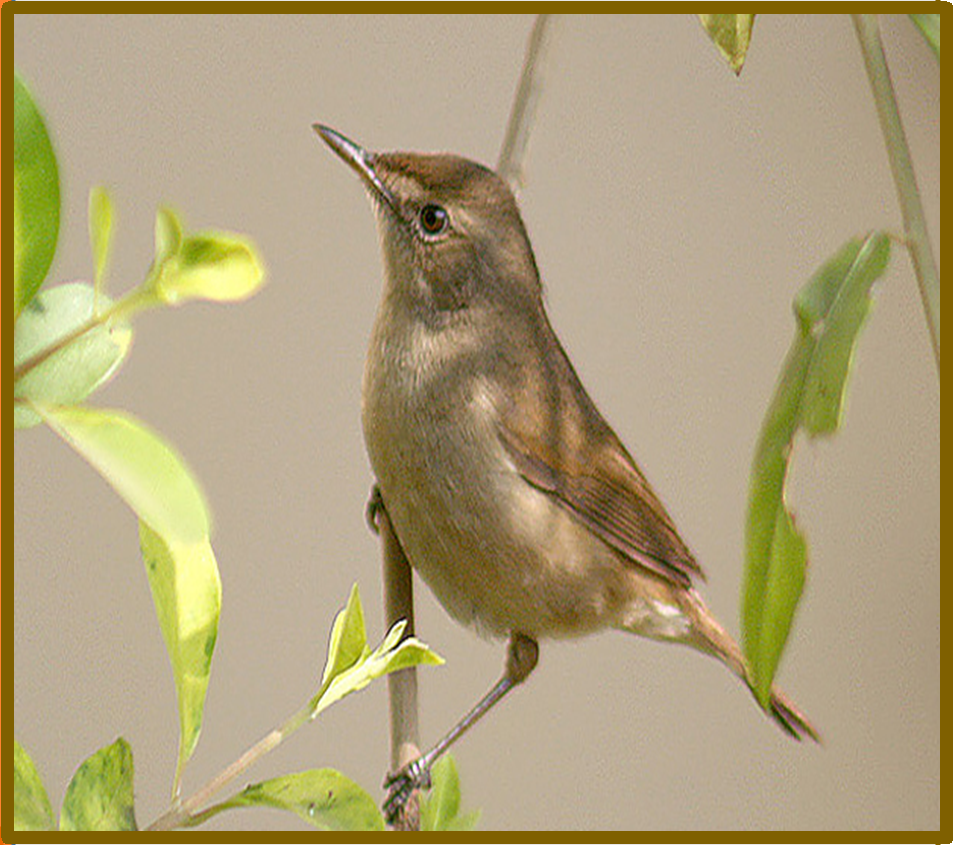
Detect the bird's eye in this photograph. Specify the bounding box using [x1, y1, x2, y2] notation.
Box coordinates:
[419, 204, 449, 236]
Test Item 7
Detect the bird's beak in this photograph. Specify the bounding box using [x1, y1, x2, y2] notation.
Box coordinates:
[313, 124, 398, 213]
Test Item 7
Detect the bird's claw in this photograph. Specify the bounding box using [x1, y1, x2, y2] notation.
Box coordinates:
[366, 484, 384, 535]
[383, 758, 431, 825]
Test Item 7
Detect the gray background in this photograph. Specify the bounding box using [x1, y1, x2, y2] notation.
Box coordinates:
[13, 13, 939, 831]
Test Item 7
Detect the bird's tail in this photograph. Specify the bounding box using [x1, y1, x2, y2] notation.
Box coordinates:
[679, 589, 820, 743]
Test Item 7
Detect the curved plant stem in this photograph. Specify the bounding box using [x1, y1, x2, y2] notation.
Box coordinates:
[852, 13, 940, 372]
[497, 14, 560, 194]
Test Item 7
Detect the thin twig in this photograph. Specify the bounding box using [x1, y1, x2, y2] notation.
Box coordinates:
[146, 704, 312, 831]
[852, 14, 940, 372]
[12, 286, 155, 383]
[497, 14, 561, 194]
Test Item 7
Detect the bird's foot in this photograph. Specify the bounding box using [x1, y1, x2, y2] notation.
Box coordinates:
[383, 757, 431, 826]
[365, 484, 384, 535]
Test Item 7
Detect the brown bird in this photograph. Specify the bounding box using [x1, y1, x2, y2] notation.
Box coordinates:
[315, 125, 818, 822]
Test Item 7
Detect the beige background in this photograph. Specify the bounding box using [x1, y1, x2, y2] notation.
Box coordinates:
[13, 13, 940, 831]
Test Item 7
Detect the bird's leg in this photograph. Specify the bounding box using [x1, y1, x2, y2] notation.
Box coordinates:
[382, 632, 539, 825]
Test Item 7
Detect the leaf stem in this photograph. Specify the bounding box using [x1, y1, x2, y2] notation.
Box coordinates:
[852, 13, 940, 372]
[12, 285, 156, 384]
[146, 701, 314, 831]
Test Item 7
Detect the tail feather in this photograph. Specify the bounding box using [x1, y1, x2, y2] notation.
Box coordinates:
[679, 589, 820, 743]
[766, 686, 820, 743]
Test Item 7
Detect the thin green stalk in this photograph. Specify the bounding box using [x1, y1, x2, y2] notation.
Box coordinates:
[852, 13, 940, 372]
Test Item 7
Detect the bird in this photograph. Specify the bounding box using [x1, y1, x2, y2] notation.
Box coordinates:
[314, 124, 818, 823]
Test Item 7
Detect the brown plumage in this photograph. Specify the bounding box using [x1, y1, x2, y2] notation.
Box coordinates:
[316, 125, 818, 822]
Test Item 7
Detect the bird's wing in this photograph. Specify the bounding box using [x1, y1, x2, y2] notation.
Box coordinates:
[497, 392, 704, 589]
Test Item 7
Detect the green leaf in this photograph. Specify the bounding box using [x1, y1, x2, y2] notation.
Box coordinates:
[38, 405, 211, 545]
[14, 72, 60, 321]
[154, 206, 183, 268]
[154, 230, 265, 305]
[59, 738, 137, 831]
[144, 209, 264, 310]
[420, 755, 459, 831]
[14, 283, 132, 428]
[13, 740, 55, 831]
[206, 769, 385, 831]
[743, 233, 891, 704]
[140, 523, 221, 793]
[420, 755, 480, 831]
[33, 404, 217, 790]
[698, 14, 756, 74]
[309, 585, 443, 719]
[797, 236, 890, 435]
[750, 507, 807, 703]
[909, 13, 940, 60]
[320, 583, 371, 688]
[312, 625, 443, 720]
[89, 186, 115, 300]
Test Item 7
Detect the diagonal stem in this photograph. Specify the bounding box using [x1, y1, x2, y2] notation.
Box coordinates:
[852, 13, 940, 372]
[12, 286, 156, 383]
[146, 701, 314, 831]
[497, 14, 561, 194]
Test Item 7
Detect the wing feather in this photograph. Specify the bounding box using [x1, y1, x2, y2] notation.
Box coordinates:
[494, 321, 704, 588]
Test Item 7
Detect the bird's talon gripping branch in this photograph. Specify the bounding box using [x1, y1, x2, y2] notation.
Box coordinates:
[383, 759, 430, 825]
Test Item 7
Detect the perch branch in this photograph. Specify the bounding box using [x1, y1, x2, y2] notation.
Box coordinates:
[373, 487, 421, 830]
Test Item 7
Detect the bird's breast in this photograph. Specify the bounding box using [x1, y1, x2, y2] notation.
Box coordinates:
[361, 302, 656, 639]
[362, 312, 517, 632]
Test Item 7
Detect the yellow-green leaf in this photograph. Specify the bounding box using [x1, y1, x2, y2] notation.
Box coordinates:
[420, 755, 480, 832]
[35, 405, 218, 783]
[60, 738, 137, 831]
[698, 14, 756, 75]
[14, 740, 55, 831]
[38, 405, 210, 545]
[155, 231, 265, 305]
[208, 769, 384, 831]
[14, 283, 131, 428]
[909, 13, 940, 60]
[312, 623, 443, 719]
[320, 583, 371, 689]
[14, 72, 60, 320]
[743, 233, 891, 704]
[154, 206, 183, 268]
[89, 186, 114, 300]
[309, 585, 443, 719]
[140, 524, 221, 791]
